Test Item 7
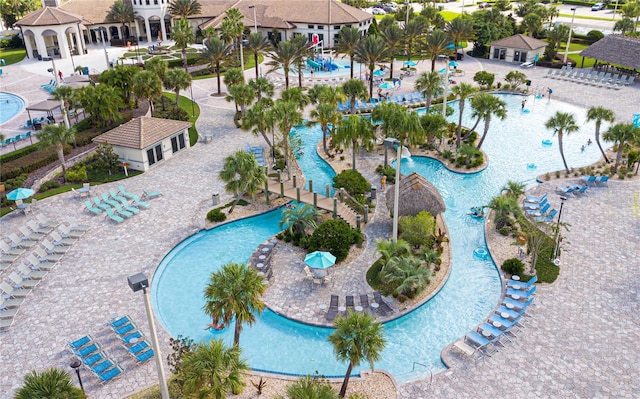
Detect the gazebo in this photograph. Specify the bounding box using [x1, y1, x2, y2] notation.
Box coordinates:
[25, 100, 62, 128]
[580, 35, 640, 71]
[385, 172, 446, 218]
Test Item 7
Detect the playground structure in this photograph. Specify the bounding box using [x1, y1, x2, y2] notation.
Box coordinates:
[306, 56, 339, 72]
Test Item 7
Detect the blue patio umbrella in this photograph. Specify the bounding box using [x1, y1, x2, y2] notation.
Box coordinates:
[633, 113, 640, 128]
[304, 251, 336, 269]
[448, 61, 459, 68]
[6, 188, 34, 201]
[404, 60, 417, 67]
[373, 69, 385, 76]
[438, 68, 447, 74]
[379, 82, 394, 89]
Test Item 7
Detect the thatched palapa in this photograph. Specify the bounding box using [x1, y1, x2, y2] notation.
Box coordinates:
[385, 172, 446, 217]
[580, 35, 640, 70]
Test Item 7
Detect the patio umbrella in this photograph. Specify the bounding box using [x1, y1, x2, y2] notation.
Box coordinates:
[6, 188, 35, 201]
[304, 251, 336, 269]
[404, 60, 417, 67]
[379, 82, 394, 89]
[449, 61, 459, 68]
[438, 68, 447, 74]
[373, 69, 385, 76]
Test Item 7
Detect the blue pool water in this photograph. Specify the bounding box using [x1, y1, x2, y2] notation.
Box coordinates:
[291, 126, 336, 196]
[0, 92, 25, 124]
[153, 94, 608, 382]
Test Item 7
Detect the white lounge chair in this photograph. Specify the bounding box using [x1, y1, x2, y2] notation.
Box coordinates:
[8, 271, 39, 289]
[34, 246, 63, 263]
[8, 233, 36, 248]
[42, 239, 70, 254]
[0, 241, 25, 256]
[50, 231, 77, 246]
[18, 226, 44, 241]
[27, 220, 53, 234]
[1, 281, 33, 298]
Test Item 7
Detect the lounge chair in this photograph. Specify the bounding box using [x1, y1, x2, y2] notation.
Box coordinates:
[507, 275, 537, 290]
[8, 233, 36, 248]
[556, 186, 574, 195]
[34, 246, 63, 263]
[0, 281, 32, 298]
[63, 218, 91, 233]
[27, 220, 53, 235]
[67, 335, 95, 351]
[82, 351, 107, 366]
[126, 339, 151, 355]
[325, 295, 339, 321]
[0, 241, 25, 256]
[112, 322, 137, 337]
[506, 284, 537, 299]
[580, 175, 597, 185]
[94, 364, 123, 384]
[479, 322, 510, 342]
[373, 291, 394, 316]
[36, 213, 58, 228]
[524, 192, 547, 204]
[452, 340, 479, 357]
[108, 188, 130, 205]
[624, 76, 635, 86]
[595, 175, 609, 186]
[26, 253, 56, 270]
[503, 296, 535, 311]
[523, 197, 548, 210]
[534, 209, 558, 223]
[74, 342, 101, 358]
[465, 331, 497, 350]
[50, 231, 77, 246]
[133, 348, 154, 363]
[359, 294, 371, 314]
[118, 330, 143, 344]
[8, 271, 40, 289]
[526, 203, 551, 217]
[118, 186, 150, 209]
[346, 295, 355, 313]
[84, 200, 103, 215]
[42, 238, 70, 254]
[109, 315, 131, 328]
[497, 305, 525, 320]
[489, 313, 521, 331]
[0, 308, 18, 319]
[572, 185, 589, 196]
[143, 189, 162, 200]
[0, 317, 15, 330]
[58, 224, 85, 239]
[18, 264, 47, 279]
[101, 193, 135, 217]
[90, 359, 116, 374]
[103, 207, 125, 224]
[0, 296, 25, 309]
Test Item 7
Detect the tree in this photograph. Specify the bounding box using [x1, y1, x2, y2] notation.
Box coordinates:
[586, 106, 616, 163]
[224, 68, 244, 114]
[132, 70, 163, 115]
[446, 17, 474, 59]
[242, 101, 275, 148]
[544, 24, 569, 60]
[172, 18, 195, 70]
[381, 256, 432, 299]
[450, 83, 477, 148]
[309, 102, 342, 155]
[423, 29, 450, 72]
[285, 375, 338, 399]
[334, 27, 362, 79]
[328, 312, 386, 398]
[354, 35, 389, 98]
[202, 35, 231, 95]
[98, 64, 138, 106]
[245, 32, 271, 80]
[269, 100, 303, 180]
[341, 78, 368, 115]
[376, 238, 411, 264]
[180, 339, 249, 398]
[502, 180, 525, 198]
[164, 68, 192, 107]
[107, 0, 136, 40]
[77, 84, 124, 127]
[488, 195, 518, 229]
[472, 71, 495, 90]
[371, 102, 425, 149]
[36, 124, 76, 181]
[614, 17, 635, 35]
[521, 13, 542, 37]
[504, 70, 527, 91]
[381, 24, 404, 81]
[279, 203, 321, 236]
[203, 262, 266, 346]
[248, 76, 275, 103]
[415, 71, 443, 112]
[168, 0, 202, 19]
[399, 211, 436, 249]
[226, 83, 255, 116]
[94, 142, 120, 176]
[333, 115, 376, 170]
[419, 113, 448, 147]
[291, 35, 311, 89]
[14, 368, 84, 399]
[145, 57, 169, 110]
[621, 1, 640, 34]
[603, 123, 640, 173]
[219, 150, 267, 213]
[403, 18, 427, 63]
[470, 92, 507, 149]
[0, 0, 39, 29]
[266, 40, 304, 90]
[51, 85, 77, 129]
[544, 111, 579, 173]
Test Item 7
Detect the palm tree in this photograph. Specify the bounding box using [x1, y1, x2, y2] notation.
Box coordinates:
[172, 18, 195, 70]
[450, 82, 477, 148]
[502, 180, 525, 198]
[334, 27, 362, 79]
[372, 102, 425, 150]
[308, 102, 342, 154]
[488, 195, 518, 229]
[51, 85, 76, 129]
[279, 203, 321, 236]
[180, 339, 249, 398]
[164, 68, 192, 107]
[280, 87, 310, 111]
[354, 35, 389, 98]
[203, 262, 266, 345]
[269, 100, 303, 180]
[77, 84, 124, 127]
[381, 24, 404, 81]
[375, 238, 411, 264]
[106, 0, 136, 41]
[521, 13, 543, 37]
[544, 111, 579, 173]
[266, 40, 303, 90]
[446, 17, 474, 59]
[248, 76, 274, 103]
[328, 312, 386, 398]
[14, 368, 84, 399]
[419, 113, 448, 147]
[242, 101, 274, 148]
[132, 70, 163, 115]
[201, 35, 231, 95]
[308, 85, 345, 107]
[470, 93, 507, 149]
[381, 256, 431, 299]
[333, 115, 376, 170]
[614, 17, 635, 35]
[245, 32, 271, 80]
[621, 1, 640, 34]
[168, 0, 202, 19]
[586, 106, 616, 163]
[341, 78, 368, 115]
[221, 7, 245, 64]
[403, 18, 426, 63]
[36, 124, 76, 181]
[224, 68, 244, 113]
[144, 57, 169, 110]
[414, 71, 443, 112]
[423, 29, 450, 72]
[285, 375, 339, 399]
[603, 123, 640, 173]
[226, 83, 255, 116]
[219, 150, 267, 213]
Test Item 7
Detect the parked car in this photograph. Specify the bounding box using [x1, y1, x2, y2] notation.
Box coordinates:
[388, 2, 398, 7]
[478, 2, 491, 8]
[372, 3, 385, 9]
[591, 3, 605, 11]
[384, 6, 398, 13]
[372, 8, 386, 15]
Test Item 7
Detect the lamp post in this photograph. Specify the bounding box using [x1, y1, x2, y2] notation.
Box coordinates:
[69, 45, 76, 74]
[384, 138, 401, 243]
[405, 1, 410, 26]
[69, 359, 84, 394]
[552, 195, 567, 262]
[442, 59, 449, 119]
[563, 7, 577, 66]
[612, 0, 619, 20]
[127, 273, 169, 399]
[94, 27, 110, 69]
[249, 5, 258, 34]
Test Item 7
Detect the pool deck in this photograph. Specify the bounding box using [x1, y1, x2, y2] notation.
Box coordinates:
[1, 47, 640, 398]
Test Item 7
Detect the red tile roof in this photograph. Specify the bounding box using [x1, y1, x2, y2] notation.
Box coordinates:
[93, 117, 192, 149]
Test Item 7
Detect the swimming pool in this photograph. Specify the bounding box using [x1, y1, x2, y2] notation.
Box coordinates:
[291, 126, 336, 196]
[0, 92, 25, 124]
[152, 94, 609, 382]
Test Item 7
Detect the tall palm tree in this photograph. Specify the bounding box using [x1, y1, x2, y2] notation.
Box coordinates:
[36, 124, 76, 181]
[470, 93, 507, 149]
[291, 34, 311, 89]
[106, 0, 136, 41]
[414, 71, 443, 112]
[403, 18, 426, 63]
[266, 40, 303, 90]
[245, 32, 271, 80]
[334, 27, 362, 79]
[132, 70, 163, 114]
[144, 57, 169, 110]
[269, 100, 303, 180]
[308, 85, 345, 106]
[450, 82, 477, 148]
[279, 203, 321, 236]
[333, 114, 376, 170]
[14, 368, 84, 399]
[172, 18, 195, 70]
[308, 102, 342, 154]
[203, 262, 266, 345]
[164, 68, 192, 107]
[201, 35, 231, 95]
[614, 17, 635, 35]
[423, 29, 450, 71]
[586, 106, 616, 163]
[372, 102, 425, 148]
[285, 375, 339, 399]
[219, 150, 267, 213]
[446, 17, 474, 58]
[603, 123, 640, 173]
[544, 111, 579, 174]
[621, 1, 640, 34]
[226, 83, 255, 116]
[168, 0, 202, 19]
[221, 7, 245, 63]
[419, 113, 448, 147]
[280, 87, 310, 111]
[242, 101, 275, 148]
[180, 339, 248, 398]
[341, 78, 368, 115]
[354, 35, 389, 98]
[328, 312, 386, 398]
[502, 180, 526, 198]
[521, 13, 543, 37]
[381, 24, 404, 81]
[248, 76, 274, 103]
[51, 85, 76, 129]
[224, 68, 244, 113]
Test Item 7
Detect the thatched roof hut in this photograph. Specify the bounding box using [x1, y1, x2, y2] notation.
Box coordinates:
[385, 172, 446, 217]
[580, 35, 640, 70]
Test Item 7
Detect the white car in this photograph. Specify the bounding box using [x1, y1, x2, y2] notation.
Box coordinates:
[592, 3, 605, 11]
[520, 61, 534, 69]
[371, 8, 386, 15]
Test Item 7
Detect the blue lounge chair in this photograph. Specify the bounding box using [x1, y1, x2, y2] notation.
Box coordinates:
[508, 275, 537, 290]
[74, 342, 100, 358]
[506, 284, 537, 299]
[556, 186, 574, 194]
[489, 313, 521, 330]
[82, 351, 107, 366]
[119, 330, 143, 344]
[524, 192, 547, 204]
[127, 340, 150, 355]
[572, 185, 589, 196]
[370, 98, 378, 108]
[118, 186, 150, 209]
[497, 305, 524, 320]
[95, 364, 123, 384]
[113, 322, 136, 336]
[526, 203, 551, 217]
[580, 175, 596, 185]
[67, 335, 94, 350]
[466, 331, 491, 348]
[479, 322, 510, 342]
[92, 197, 112, 212]
[503, 296, 535, 311]
[103, 207, 125, 224]
[337, 102, 346, 112]
[595, 175, 609, 186]
[91, 359, 115, 374]
[523, 197, 548, 210]
[101, 193, 135, 217]
[534, 209, 558, 222]
[143, 189, 162, 199]
[134, 348, 154, 363]
[109, 315, 131, 328]
[108, 189, 135, 209]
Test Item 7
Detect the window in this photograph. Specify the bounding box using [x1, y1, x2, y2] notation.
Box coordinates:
[147, 148, 156, 165]
[147, 144, 163, 166]
[317, 25, 324, 29]
[308, 25, 314, 29]
[155, 145, 163, 161]
[346, 25, 352, 29]
[493, 48, 506, 60]
[171, 134, 186, 154]
[145, 0, 149, 5]
[334, 25, 340, 30]
[154, 0, 158, 4]
[178, 133, 185, 149]
[171, 137, 178, 153]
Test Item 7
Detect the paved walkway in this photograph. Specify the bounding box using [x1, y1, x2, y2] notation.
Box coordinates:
[1, 45, 639, 398]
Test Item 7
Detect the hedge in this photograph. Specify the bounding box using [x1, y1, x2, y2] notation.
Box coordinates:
[167, 55, 200, 69]
[1, 145, 70, 181]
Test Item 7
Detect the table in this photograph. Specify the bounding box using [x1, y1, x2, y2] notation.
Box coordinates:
[256, 263, 265, 269]
[338, 306, 346, 314]
[500, 312, 511, 319]
[128, 337, 139, 344]
[319, 304, 327, 312]
[482, 330, 492, 338]
[511, 294, 521, 300]
[506, 303, 515, 310]
[492, 321, 502, 329]
[355, 306, 363, 312]
[261, 247, 270, 252]
[258, 255, 266, 260]
[370, 302, 379, 310]
[511, 275, 520, 281]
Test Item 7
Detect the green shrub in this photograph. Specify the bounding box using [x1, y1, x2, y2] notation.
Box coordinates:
[0, 144, 39, 164]
[535, 246, 559, 283]
[473, 71, 495, 89]
[501, 258, 524, 275]
[307, 219, 357, 262]
[499, 226, 512, 236]
[153, 105, 190, 121]
[206, 208, 227, 222]
[167, 55, 199, 68]
[333, 169, 371, 197]
[375, 164, 396, 184]
[65, 165, 88, 182]
[0, 146, 68, 181]
[586, 30, 604, 43]
[39, 180, 61, 192]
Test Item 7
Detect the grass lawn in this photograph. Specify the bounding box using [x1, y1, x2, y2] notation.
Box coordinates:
[441, 11, 462, 21]
[0, 48, 27, 65]
[161, 92, 200, 146]
[559, 13, 616, 22]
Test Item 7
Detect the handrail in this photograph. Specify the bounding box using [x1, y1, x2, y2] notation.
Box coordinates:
[412, 361, 428, 371]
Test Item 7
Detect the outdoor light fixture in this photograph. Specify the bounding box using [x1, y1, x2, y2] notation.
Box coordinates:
[127, 273, 169, 399]
[249, 5, 258, 33]
[563, 8, 577, 65]
[69, 359, 84, 393]
[383, 138, 401, 243]
[552, 195, 568, 263]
